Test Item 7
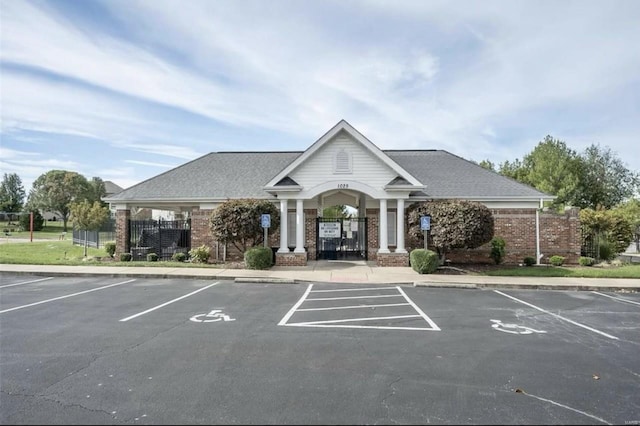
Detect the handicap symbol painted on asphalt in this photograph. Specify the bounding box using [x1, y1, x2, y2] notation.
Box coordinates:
[190, 309, 236, 323]
[490, 319, 546, 335]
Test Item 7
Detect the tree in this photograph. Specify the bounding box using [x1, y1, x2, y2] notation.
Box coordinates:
[29, 170, 91, 231]
[521, 136, 581, 208]
[69, 200, 110, 257]
[18, 209, 45, 232]
[477, 160, 496, 172]
[615, 199, 640, 252]
[323, 205, 349, 218]
[0, 173, 26, 223]
[579, 207, 633, 260]
[574, 144, 640, 209]
[210, 199, 281, 254]
[86, 177, 107, 206]
[406, 200, 495, 263]
[498, 158, 529, 183]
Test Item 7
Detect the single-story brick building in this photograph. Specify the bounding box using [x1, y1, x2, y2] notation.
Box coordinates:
[105, 120, 581, 266]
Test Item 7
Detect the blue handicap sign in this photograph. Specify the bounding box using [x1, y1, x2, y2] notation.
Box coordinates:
[261, 214, 271, 228]
[420, 215, 431, 231]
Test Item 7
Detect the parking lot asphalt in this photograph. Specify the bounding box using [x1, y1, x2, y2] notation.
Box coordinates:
[1, 274, 639, 424]
[0, 261, 639, 292]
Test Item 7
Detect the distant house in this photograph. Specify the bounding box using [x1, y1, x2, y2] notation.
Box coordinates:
[105, 120, 581, 266]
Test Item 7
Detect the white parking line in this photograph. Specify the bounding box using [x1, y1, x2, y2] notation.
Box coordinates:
[0, 277, 53, 289]
[493, 290, 619, 340]
[592, 291, 640, 307]
[279, 284, 440, 331]
[0, 279, 137, 314]
[119, 281, 221, 322]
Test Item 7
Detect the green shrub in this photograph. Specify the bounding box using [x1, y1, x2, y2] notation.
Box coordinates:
[120, 253, 132, 262]
[19, 210, 45, 231]
[189, 245, 211, 263]
[104, 241, 116, 258]
[489, 236, 506, 264]
[579, 256, 595, 266]
[523, 256, 536, 266]
[410, 249, 440, 274]
[598, 241, 616, 261]
[549, 255, 565, 266]
[147, 252, 159, 262]
[172, 252, 187, 262]
[244, 246, 273, 270]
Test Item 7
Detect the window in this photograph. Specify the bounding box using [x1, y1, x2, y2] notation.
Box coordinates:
[387, 211, 396, 246]
[288, 212, 296, 247]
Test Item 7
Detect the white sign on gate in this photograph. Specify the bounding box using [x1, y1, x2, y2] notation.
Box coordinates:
[319, 222, 341, 238]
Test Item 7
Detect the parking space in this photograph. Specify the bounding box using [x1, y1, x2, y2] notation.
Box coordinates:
[1, 273, 639, 425]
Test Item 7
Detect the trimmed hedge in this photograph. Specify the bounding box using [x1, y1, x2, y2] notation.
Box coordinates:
[120, 253, 132, 262]
[579, 256, 595, 266]
[147, 252, 159, 262]
[104, 241, 116, 258]
[523, 256, 536, 266]
[410, 249, 439, 274]
[549, 255, 565, 266]
[172, 252, 187, 262]
[244, 246, 273, 270]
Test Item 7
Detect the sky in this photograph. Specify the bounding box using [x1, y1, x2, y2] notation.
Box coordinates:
[1, 0, 639, 193]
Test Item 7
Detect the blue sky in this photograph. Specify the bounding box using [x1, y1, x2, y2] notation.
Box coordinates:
[1, 0, 639, 193]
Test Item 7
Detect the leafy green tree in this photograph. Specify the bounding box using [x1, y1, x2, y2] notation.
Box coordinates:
[521, 136, 582, 208]
[580, 207, 633, 259]
[615, 199, 640, 252]
[323, 205, 349, 218]
[0, 173, 26, 223]
[210, 199, 281, 254]
[574, 144, 640, 209]
[70, 200, 110, 257]
[406, 200, 494, 263]
[18, 209, 44, 232]
[477, 160, 496, 172]
[86, 177, 107, 205]
[498, 158, 529, 183]
[28, 170, 91, 231]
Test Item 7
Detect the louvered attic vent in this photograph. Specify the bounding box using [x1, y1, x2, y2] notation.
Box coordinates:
[334, 149, 352, 174]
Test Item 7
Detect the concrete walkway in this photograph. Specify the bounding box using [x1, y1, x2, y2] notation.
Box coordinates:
[1, 260, 639, 292]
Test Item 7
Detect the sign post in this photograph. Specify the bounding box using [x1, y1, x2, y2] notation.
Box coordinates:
[261, 214, 271, 247]
[420, 215, 431, 250]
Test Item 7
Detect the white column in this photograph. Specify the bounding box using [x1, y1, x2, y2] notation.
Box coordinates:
[378, 199, 390, 253]
[294, 199, 305, 253]
[395, 198, 406, 253]
[278, 199, 289, 253]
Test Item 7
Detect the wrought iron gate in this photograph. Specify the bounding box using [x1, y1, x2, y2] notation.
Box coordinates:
[316, 217, 367, 260]
[129, 219, 191, 261]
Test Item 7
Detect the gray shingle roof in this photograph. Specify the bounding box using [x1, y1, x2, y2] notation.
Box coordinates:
[105, 150, 550, 202]
[386, 150, 549, 198]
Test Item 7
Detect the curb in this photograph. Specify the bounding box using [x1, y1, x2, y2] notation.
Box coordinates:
[234, 277, 296, 284]
[413, 281, 639, 292]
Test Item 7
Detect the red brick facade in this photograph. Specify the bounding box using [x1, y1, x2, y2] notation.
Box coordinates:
[115, 205, 581, 267]
[115, 209, 130, 257]
[438, 207, 581, 265]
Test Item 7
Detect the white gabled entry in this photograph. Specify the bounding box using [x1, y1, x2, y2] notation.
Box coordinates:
[264, 120, 424, 261]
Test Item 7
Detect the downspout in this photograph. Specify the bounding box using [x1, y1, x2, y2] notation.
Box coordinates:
[536, 198, 542, 265]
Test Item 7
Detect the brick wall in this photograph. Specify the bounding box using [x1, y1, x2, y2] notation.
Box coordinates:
[305, 209, 317, 260]
[275, 252, 307, 266]
[443, 207, 581, 265]
[115, 209, 130, 257]
[366, 208, 379, 261]
[377, 252, 409, 267]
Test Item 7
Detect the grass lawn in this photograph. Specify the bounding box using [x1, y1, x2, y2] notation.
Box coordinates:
[484, 263, 640, 278]
[1, 220, 69, 240]
[1, 238, 639, 277]
[0, 240, 223, 268]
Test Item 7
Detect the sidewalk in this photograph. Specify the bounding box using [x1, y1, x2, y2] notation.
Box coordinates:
[1, 261, 639, 292]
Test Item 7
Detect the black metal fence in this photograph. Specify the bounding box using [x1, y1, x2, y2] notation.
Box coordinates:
[129, 219, 191, 261]
[72, 219, 116, 248]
